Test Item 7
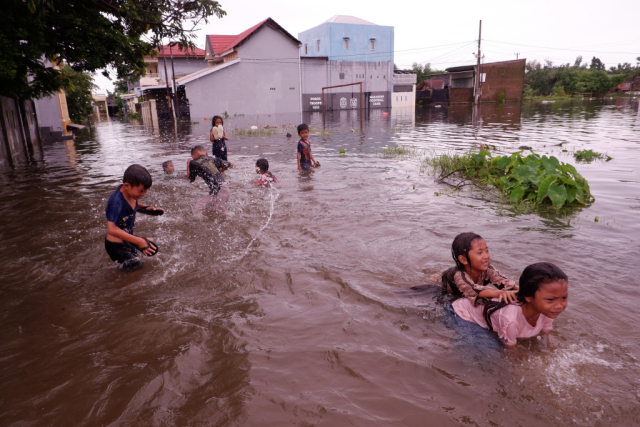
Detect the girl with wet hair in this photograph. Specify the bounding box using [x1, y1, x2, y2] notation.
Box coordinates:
[440, 232, 518, 306]
[451, 262, 569, 346]
[210, 115, 229, 161]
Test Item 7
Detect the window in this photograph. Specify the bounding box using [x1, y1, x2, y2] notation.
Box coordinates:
[305, 44, 308, 55]
[339, 73, 345, 79]
[317, 40, 320, 51]
[370, 39, 375, 51]
[344, 38, 349, 50]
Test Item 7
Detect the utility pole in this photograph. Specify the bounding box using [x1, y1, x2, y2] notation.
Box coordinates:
[474, 20, 482, 105]
[515, 52, 520, 59]
[169, 42, 178, 121]
[161, 45, 173, 118]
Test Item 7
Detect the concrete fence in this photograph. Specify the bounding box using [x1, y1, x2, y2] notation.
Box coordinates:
[0, 96, 43, 169]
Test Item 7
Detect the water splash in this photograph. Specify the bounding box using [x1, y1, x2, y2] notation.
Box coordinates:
[224, 186, 280, 263]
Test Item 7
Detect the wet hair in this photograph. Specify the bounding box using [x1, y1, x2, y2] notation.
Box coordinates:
[211, 115, 223, 127]
[162, 160, 173, 171]
[483, 262, 568, 330]
[297, 123, 309, 134]
[256, 158, 269, 172]
[191, 145, 206, 155]
[441, 232, 484, 295]
[123, 164, 152, 189]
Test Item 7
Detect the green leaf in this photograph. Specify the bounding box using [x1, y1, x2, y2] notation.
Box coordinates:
[494, 156, 510, 170]
[541, 155, 560, 171]
[566, 186, 577, 204]
[547, 182, 568, 210]
[537, 175, 557, 203]
[510, 186, 526, 203]
[559, 175, 578, 187]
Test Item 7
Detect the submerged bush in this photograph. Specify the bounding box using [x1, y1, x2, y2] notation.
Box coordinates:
[573, 149, 611, 163]
[425, 150, 594, 211]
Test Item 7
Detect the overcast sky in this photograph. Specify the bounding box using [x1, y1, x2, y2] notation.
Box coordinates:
[94, 0, 640, 93]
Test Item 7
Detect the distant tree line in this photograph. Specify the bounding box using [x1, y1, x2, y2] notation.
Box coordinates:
[524, 56, 640, 97]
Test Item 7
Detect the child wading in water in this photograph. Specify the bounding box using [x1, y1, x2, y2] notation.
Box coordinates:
[187, 145, 233, 214]
[255, 158, 277, 186]
[441, 232, 518, 306]
[296, 124, 320, 170]
[210, 115, 229, 161]
[451, 262, 569, 346]
[104, 164, 161, 271]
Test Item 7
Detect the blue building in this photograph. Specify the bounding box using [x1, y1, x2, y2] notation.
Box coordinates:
[299, 16, 394, 111]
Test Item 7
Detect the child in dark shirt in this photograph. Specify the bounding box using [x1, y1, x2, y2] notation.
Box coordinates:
[187, 145, 234, 214]
[105, 164, 161, 271]
[296, 124, 320, 170]
[255, 158, 277, 186]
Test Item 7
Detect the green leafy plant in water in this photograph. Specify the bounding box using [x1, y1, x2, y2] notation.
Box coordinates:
[425, 150, 595, 211]
[573, 149, 612, 163]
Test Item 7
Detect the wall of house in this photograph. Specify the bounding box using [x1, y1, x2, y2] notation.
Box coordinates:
[34, 93, 64, 130]
[480, 59, 525, 102]
[184, 25, 302, 117]
[449, 88, 474, 104]
[159, 56, 208, 83]
[299, 22, 393, 63]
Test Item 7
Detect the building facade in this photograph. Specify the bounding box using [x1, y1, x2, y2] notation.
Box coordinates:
[391, 70, 417, 108]
[298, 16, 394, 112]
[176, 18, 302, 118]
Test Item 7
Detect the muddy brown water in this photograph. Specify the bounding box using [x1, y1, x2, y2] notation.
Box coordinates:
[1, 99, 640, 426]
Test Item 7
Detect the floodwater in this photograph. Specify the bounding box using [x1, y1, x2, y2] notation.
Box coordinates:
[1, 99, 640, 426]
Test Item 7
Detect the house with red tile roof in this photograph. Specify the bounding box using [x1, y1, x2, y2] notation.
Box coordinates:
[129, 44, 207, 91]
[176, 18, 302, 117]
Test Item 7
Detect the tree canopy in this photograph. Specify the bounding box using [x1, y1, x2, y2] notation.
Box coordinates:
[0, 0, 225, 99]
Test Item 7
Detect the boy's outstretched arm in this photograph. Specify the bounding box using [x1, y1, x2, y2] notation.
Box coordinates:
[107, 222, 156, 255]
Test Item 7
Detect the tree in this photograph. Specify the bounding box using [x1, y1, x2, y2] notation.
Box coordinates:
[589, 57, 605, 71]
[62, 66, 97, 122]
[0, 0, 225, 99]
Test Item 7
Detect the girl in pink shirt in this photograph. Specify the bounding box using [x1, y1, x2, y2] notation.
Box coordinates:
[452, 262, 569, 346]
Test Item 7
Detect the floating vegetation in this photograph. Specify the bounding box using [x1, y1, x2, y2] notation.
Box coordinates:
[424, 150, 595, 211]
[377, 146, 421, 157]
[573, 149, 612, 163]
[339, 148, 346, 154]
[231, 129, 278, 136]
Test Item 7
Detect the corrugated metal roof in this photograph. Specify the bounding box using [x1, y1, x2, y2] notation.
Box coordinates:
[323, 15, 377, 25]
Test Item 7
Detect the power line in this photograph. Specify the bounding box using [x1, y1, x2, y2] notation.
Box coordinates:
[483, 39, 640, 54]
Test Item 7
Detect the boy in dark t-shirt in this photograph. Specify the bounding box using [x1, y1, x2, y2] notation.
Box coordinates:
[187, 145, 234, 214]
[105, 164, 161, 271]
[296, 123, 320, 170]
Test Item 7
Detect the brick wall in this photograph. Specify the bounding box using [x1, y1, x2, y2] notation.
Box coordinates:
[480, 59, 525, 102]
[449, 87, 473, 104]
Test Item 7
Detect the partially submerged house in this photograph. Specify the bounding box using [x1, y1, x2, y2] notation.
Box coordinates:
[298, 15, 394, 111]
[129, 45, 207, 91]
[417, 59, 526, 104]
[392, 70, 417, 108]
[175, 18, 302, 117]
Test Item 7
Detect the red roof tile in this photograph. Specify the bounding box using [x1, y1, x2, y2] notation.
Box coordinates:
[206, 18, 300, 55]
[155, 44, 205, 58]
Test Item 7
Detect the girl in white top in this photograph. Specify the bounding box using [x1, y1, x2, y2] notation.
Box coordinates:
[452, 262, 569, 346]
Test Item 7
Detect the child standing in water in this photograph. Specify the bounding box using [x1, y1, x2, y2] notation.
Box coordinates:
[441, 232, 518, 306]
[452, 262, 569, 346]
[296, 124, 320, 170]
[105, 164, 160, 271]
[210, 115, 229, 161]
[188, 145, 233, 214]
[255, 158, 277, 186]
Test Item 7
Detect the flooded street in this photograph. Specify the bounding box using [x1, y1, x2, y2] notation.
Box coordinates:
[1, 99, 640, 426]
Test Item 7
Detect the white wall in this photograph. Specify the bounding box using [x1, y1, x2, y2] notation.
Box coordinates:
[184, 25, 301, 117]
